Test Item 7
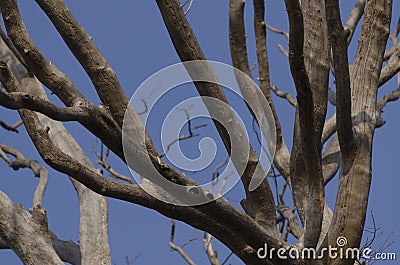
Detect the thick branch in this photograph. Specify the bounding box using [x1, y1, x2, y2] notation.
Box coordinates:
[0, 89, 90, 122]
[156, 0, 277, 232]
[344, 0, 367, 44]
[254, 0, 291, 182]
[34, 0, 129, 128]
[0, 32, 111, 265]
[0, 60, 124, 161]
[325, 0, 355, 161]
[328, 1, 392, 265]
[285, 0, 325, 249]
[0, 231, 81, 265]
[0, 0, 85, 106]
[0, 192, 64, 265]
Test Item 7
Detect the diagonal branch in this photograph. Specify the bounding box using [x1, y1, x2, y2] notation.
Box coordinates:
[34, 0, 129, 128]
[0, 0, 85, 107]
[379, 41, 400, 87]
[270, 84, 297, 108]
[94, 147, 133, 184]
[0, 57, 124, 161]
[0, 119, 22, 133]
[377, 81, 400, 112]
[344, 0, 367, 44]
[265, 23, 289, 40]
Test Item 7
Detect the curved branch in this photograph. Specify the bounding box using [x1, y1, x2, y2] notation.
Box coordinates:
[0, 0, 85, 107]
[34, 0, 129, 128]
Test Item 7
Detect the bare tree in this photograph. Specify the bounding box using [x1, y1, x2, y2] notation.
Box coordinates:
[0, 0, 398, 265]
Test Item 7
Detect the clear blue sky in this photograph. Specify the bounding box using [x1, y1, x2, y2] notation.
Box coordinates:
[0, 1, 399, 264]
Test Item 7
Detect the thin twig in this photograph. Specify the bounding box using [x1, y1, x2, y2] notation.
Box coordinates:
[160, 107, 206, 158]
[137, 99, 148, 115]
[265, 23, 289, 40]
[278, 44, 289, 58]
[203, 232, 221, 265]
[270, 83, 297, 107]
[169, 219, 196, 265]
[94, 145, 133, 184]
[184, 0, 194, 15]
[0, 144, 48, 209]
[221, 252, 233, 265]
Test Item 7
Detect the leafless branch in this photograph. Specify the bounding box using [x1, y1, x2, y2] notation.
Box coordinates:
[94, 145, 133, 184]
[157, 0, 279, 235]
[276, 205, 303, 240]
[277, 44, 289, 59]
[183, 0, 195, 15]
[385, 17, 400, 59]
[285, 0, 324, 248]
[326, 0, 355, 160]
[322, 134, 340, 186]
[265, 23, 289, 40]
[0, 144, 48, 209]
[0, 119, 22, 133]
[0, 0, 86, 106]
[159, 107, 207, 158]
[203, 232, 221, 265]
[169, 219, 196, 265]
[327, 1, 392, 261]
[270, 83, 296, 107]
[344, 0, 367, 44]
[380, 42, 400, 86]
[211, 154, 229, 181]
[254, 0, 291, 184]
[377, 74, 400, 112]
[0, 56, 124, 162]
[180, 0, 190, 8]
[0, 89, 91, 122]
[137, 98, 148, 115]
[34, 0, 130, 128]
[221, 252, 234, 265]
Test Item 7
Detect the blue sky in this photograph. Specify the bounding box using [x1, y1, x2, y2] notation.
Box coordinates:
[0, 1, 399, 264]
